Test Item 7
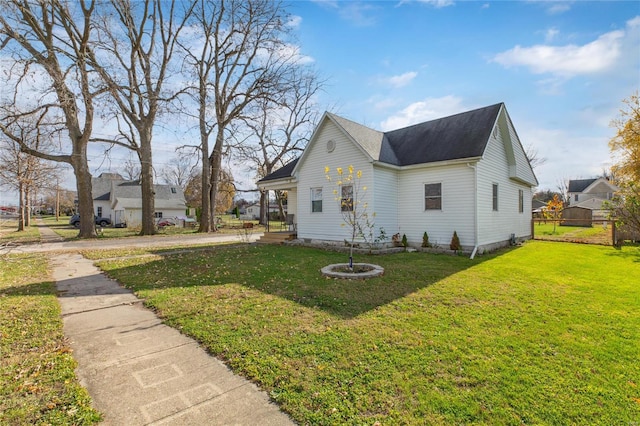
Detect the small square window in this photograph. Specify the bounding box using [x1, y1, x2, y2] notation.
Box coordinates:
[154, 212, 163, 218]
[171, 187, 177, 194]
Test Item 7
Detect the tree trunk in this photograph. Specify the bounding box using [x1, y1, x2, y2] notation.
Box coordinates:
[24, 186, 31, 227]
[17, 181, 25, 232]
[198, 112, 212, 232]
[139, 133, 156, 236]
[259, 190, 268, 226]
[208, 130, 224, 232]
[70, 141, 97, 238]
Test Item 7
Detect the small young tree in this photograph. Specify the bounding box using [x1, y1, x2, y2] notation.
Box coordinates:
[325, 165, 374, 269]
[544, 194, 564, 233]
[450, 231, 461, 252]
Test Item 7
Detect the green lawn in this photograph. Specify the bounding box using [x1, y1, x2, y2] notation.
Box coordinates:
[0, 219, 41, 245]
[0, 253, 101, 424]
[91, 241, 640, 424]
[533, 222, 612, 245]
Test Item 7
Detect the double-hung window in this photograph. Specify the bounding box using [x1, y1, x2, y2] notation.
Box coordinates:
[518, 189, 524, 213]
[311, 188, 323, 212]
[341, 185, 353, 212]
[424, 183, 442, 210]
[492, 184, 499, 211]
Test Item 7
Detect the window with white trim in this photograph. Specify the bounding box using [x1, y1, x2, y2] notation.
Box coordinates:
[311, 188, 323, 212]
[518, 189, 524, 213]
[492, 184, 499, 211]
[341, 185, 353, 212]
[97, 206, 102, 217]
[154, 212, 163, 218]
[424, 183, 442, 210]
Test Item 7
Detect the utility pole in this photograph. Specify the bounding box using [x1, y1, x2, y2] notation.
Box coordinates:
[55, 178, 60, 221]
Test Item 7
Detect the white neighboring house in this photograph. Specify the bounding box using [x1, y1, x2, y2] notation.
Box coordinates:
[258, 103, 538, 254]
[91, 173, 187, 227]
[241, 203, 286, 220]
[567, 178, 619, 220]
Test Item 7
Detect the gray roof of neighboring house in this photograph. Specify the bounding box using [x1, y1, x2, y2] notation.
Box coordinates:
[575, 197, 608, 210]
[568, 178, 597, 193]
[259, 103, 504, 181]
[112, 181, 186, 202]
[92, 173, 125, 201]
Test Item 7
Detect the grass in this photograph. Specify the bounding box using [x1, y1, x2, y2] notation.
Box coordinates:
[41, 214, 274, 239]
[0, 219, 41, 245]
[93, 241, 640, 425]
[533, 222, 612, 245]
[0, 253, 102, 425]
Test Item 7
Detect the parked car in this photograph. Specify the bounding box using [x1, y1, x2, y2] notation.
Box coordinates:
[69, 214, 112, 228]
[157, 218, 176, 228]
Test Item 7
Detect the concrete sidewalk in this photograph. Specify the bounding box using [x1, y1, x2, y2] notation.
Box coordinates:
[52, 253, 294, 425]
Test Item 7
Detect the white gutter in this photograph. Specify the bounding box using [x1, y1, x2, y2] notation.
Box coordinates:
[467, 163, 479, 259]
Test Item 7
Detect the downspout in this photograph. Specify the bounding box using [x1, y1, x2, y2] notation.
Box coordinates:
[467, 163, 479, 259]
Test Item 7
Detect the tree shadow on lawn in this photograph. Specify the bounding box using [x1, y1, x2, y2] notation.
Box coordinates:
[101, 244, 505, 319]
[607, 244, 640, 262]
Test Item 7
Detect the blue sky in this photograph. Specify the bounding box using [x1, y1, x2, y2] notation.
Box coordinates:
[287, 0, 639, 191]
[1, 0, 639, 206]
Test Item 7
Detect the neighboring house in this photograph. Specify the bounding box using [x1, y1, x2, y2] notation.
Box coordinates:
[92, 173, 187, 227]
[532, 199, 547, 218]
[567, 178, 619, 220]
[258, 103, 538, 255]
[241, 203, 286, 220]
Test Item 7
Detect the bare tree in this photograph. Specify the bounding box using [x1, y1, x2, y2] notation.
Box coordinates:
[159, 151, 199, 190]
[0, 123, 59, 230]
[121, 153, 141, 181]
[0, 0, 99, 237]
[525, 144, 547, 170]
[238, 68, 322, 224]
[88, 0, 194, 235]
[179, 0, 299, 232]
[557, 178, 569, 204]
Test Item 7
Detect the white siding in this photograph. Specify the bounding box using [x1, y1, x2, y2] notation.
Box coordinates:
[372, 165, 398, 238]
[477, 129, 532, 246]
[296, 121, 374, 241]
[397, 164, 476, 248]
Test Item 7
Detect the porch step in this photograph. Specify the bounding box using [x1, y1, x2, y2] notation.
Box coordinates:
[257, 232, 297, 244]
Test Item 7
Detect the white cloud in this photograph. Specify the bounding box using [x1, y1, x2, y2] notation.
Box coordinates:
[544, 27, 559, 43]
[492, 28, 624, 76]
[417, 0, 455, 8]
[547, 3, 571, 15]
[287, 15, 302, 28]
[481, 3, 490, 9]
[380, 95, 466, 130]
[383, 71, 418, 88]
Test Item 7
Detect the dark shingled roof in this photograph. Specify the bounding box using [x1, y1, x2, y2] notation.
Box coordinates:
[568, 178, 596, 193]
[382, 103, 502, 166]
[257, 158, 299, 183]
[259, 103, 504, 181]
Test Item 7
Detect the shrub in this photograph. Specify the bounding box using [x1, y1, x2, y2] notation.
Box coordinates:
[450, 231, 461, 251]
[401, 233, 408, 248]
[422, 231, 430, 248]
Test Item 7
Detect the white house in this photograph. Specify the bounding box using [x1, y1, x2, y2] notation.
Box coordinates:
[258, 103, 538, 256]
[91, 173, 187, 227]
[567, 178, 619, 220]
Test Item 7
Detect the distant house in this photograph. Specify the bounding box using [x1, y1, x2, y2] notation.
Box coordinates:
[567, 178, 619, 220]
[258, 103, 538, 255]
[92, 173, 187, 227]
[241, 203, 286, 221]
